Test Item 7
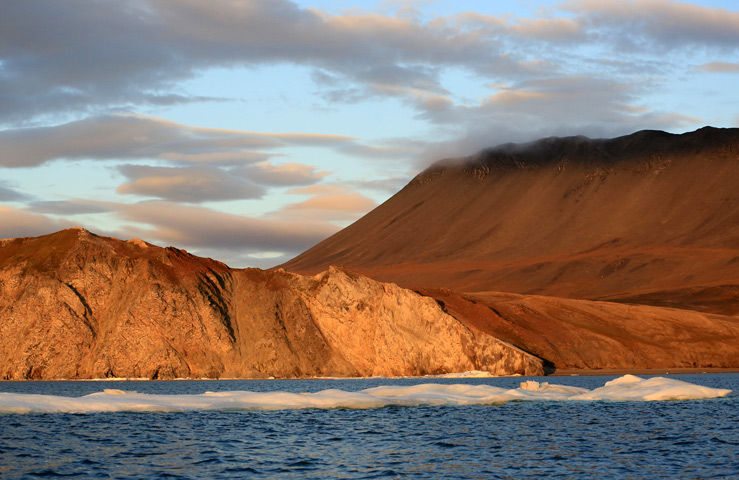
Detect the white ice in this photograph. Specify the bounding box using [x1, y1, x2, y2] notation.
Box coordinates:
[0, 375, 731, 414]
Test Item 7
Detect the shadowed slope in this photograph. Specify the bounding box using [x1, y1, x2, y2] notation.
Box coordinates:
[419, 288, 739, 371]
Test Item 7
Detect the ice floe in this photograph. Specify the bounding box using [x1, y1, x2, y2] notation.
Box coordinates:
[0, 375, 730, 414]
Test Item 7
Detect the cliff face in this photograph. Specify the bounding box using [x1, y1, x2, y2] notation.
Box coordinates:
[0, 228, 236, 380]
[0, 228, 543, 380]
[291, 268, 541, 377]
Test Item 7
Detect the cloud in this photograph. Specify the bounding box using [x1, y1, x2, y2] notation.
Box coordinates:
[416, 111, 704, 170]
[339, 143, 422, 159]
[240, 162, 330, 186]
[0, 114, 357, 168]
[0, 182, 31, 202]
[160, 151, 281, 166]
[508, 17, 585, 42]
[561, 0, 739, 50]
[345, 177, 412, 194]
[116, 201, 337, 254]
[0, 0, 534, 124]
[276, 185, 377, 221]
[412, 73, 707, 164]
[29, 201, 114, 215]
[286, 190, 375, 212]
[116, 164, 265, 202]
[0, 206, 71, 240]
[2, 0, 733, 138]
[370, 84, 455, 118]
[695, 61, 739, 73]
[478, 76, 636, 121]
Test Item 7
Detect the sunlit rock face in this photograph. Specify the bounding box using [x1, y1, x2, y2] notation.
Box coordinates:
[0, 229, 543, 380]
[289, 267, 542, 378]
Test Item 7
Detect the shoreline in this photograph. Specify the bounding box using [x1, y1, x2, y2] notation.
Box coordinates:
[3, 367, 739, 382]
[551, 367, 739, 376]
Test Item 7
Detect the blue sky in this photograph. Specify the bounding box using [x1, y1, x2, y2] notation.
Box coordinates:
[1, 0, 738, 267]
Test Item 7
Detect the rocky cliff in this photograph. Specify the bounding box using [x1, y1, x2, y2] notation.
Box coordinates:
[0, 228, 543, 380]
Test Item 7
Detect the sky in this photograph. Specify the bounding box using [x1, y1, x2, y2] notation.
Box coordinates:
[1, 0, 738, 268]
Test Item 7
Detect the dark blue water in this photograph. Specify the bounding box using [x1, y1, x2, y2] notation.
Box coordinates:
[1, 374, 738, 479]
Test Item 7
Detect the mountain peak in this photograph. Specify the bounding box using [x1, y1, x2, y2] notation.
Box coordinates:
[65, 225, 98, 235]
[415, 126, 739, 184]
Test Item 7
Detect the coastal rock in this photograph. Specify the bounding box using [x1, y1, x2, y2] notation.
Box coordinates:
[0, 229, 543, 379]
[294, 267, 542, 377]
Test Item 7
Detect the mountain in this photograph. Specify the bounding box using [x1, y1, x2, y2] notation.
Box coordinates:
[3, 127, 737, 378]
[282, 126, 739, 371]
[0, 228, 543, 380]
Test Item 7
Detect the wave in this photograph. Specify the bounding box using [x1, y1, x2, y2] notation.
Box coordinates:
[0, 375, 731, 414]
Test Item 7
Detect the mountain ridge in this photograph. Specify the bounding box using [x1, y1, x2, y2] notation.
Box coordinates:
[0, 228, 543, 380]
[414, 126, 738, 182]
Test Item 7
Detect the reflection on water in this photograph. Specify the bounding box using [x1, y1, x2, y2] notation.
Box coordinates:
[1, 374, 737, 479]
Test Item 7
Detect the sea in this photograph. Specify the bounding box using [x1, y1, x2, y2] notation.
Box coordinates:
[1, 373, 737, 479]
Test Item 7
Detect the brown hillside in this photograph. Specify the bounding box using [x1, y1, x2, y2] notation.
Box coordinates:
[282, 127, 739, 315]
[419, 287, 739, 371]
[0, 228, 543, 379]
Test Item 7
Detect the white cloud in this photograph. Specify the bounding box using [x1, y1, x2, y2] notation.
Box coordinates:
[0, 114, 357, 168]
[2, 0, 733, 139]
[116, 200, 338, 254]
[0, 0, 510, 123]
[240, 162, 330, 186]
[275, 185, 377, 222]
[0, 206, 72, 240]
[116, 164, 265, 202]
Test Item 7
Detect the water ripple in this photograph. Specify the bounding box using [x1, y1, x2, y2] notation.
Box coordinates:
[1, 374, 738, 479]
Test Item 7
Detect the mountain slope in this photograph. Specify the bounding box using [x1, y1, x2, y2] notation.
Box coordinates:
[282, 127, 739, 315]
[0, 228, 543, 379]
[420, 287, 739, 371]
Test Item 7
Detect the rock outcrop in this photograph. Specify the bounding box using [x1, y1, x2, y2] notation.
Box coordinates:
[0, 228, 543, 380]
